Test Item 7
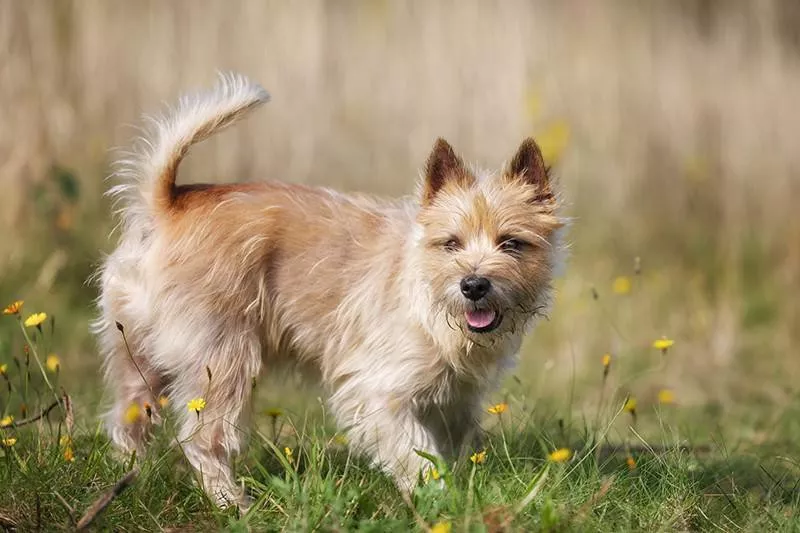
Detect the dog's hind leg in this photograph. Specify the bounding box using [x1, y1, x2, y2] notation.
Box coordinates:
[169, 327, 262, 509]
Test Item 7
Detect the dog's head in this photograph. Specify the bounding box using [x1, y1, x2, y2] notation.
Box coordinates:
[414, 138, 565, 341]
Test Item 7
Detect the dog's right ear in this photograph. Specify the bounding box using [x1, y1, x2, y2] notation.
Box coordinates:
[421, 138, 471, 205]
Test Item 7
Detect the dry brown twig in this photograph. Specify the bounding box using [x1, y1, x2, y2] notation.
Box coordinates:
[76, 469, 139, 531]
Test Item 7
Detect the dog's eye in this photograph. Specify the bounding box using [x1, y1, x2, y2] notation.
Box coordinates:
[443, 238, 461, 252]
[499, 237, 526, 253]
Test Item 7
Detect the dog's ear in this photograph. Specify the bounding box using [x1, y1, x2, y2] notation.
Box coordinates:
[421, 138, 471, 205]
[508, 138, 552, 201]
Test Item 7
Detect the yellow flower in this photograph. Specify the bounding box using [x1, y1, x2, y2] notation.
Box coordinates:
[64, 446, 75, 462]
[124, 403, 141, 424]
[0, 415, 13, 428]
[652, 337, 675, 351]
[0, 364, 7, 376]
[470, 450, 487, 464]
[547, 448, 572, 463]
[284, 446, 293, 465]
[332, 434, 348, 446]
[624, 397, 637, 414]
[158, 395, 169, 408]
[46, 354, 60, 373]
[1, 437, 16, 447]
[264, 407, 283, 417]
[537, 120, 570, 166]
[612, 276, 631, 295]
[626, 455, 636, 470]
[487, 402, 508, 415]
[425, 466, 441, 482]
[602, 353, 611, 368]
[59, 435, 72, 447]
[431, 521, 452, 533]
[24, 312, 47, 328]
[2, 300, 23, 315]
[658, 389, 675, 405]
[187, 397, 206, 414]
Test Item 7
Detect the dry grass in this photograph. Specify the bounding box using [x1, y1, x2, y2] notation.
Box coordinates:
[0, 0, 798, 437]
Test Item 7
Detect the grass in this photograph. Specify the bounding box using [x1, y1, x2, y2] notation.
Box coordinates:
[1, 304, 799, 532]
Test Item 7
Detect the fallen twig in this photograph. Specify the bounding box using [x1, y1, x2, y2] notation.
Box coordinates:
[7, 395, 67, 428]
[76, 469, 139, 531]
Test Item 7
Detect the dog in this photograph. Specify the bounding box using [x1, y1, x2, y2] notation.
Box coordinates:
[92, 73, 565, 508]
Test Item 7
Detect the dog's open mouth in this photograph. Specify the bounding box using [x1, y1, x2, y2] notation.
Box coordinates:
[465, 309, 502, 333]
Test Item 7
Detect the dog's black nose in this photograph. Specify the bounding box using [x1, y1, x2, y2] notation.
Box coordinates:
[460, 275, 491, 301]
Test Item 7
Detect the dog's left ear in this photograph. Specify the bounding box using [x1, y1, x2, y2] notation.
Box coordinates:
[508, 138, 552, 200]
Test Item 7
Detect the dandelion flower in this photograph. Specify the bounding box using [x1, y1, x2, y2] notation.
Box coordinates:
[59, 435, 72, 447]
[425, 467, 441, 482]
[626, 455, 636, 470]
[0, 364, 7, 376]
[624, 397, 637, 413]
[187, 397, 206, 415]
[0, 415, 13, 428]
[124, 403, 141, 424]
[612, 276, 631, 295]
[1, 437, 16, 447]
[431, 521, 452, 533]
[2, 300, 23, 315]
[46, 354, 60, 373]
[658, 389, 675, 405]
[284, 446, 293, 465]
[470, 450, 487, 464]
[24, 312, 47, 328]
[602, 353, 611, 368]
[487, 402, 508, 415]
[548, 448, 572, 463]
[652, 337, 675, 352]
[158, 395, 169, 408]
[64, 446, 75, 462]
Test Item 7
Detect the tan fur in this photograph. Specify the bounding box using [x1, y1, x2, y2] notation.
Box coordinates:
[92, 74, 566, 508]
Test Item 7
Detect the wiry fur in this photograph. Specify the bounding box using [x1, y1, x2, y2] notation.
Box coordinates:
[92, 73, 566, 508]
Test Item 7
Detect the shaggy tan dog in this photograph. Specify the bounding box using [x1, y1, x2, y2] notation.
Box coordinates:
[92, 73, 565, 507]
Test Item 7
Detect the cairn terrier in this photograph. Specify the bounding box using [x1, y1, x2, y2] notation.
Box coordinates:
[93, 73, 565, 507]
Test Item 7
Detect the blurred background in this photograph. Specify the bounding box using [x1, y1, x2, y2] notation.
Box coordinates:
[1, 0, 798, 437]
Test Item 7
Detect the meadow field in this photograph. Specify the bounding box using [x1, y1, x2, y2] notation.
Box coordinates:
[1, 1, 799, 531]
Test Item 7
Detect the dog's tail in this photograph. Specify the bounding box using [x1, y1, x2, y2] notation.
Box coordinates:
[109, 73, 270, 225]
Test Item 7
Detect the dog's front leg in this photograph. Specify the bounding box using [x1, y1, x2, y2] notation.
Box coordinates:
[333, 395, 442, 492]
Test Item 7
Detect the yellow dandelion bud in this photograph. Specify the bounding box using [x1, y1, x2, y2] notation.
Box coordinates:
[602, 354, 611, 368]
[487, 402, 508, 415]
[626, 455, 636, 470]
[59, 435, 72, 447]
[658, 389, 675, 405]
[158, 395, 169, 408]
[0, 415, 14, 428]
[652, 337, 675, 351]
[624, 397, 637, 414]
[1, 437, 17, 447]
[470, 450, 487, 464]
[547, 447, 572, 463]
[2, 300, 23, 315]
[46, 354, 60, 373]
[612, 276, 631, 295]
[64, 446, 75, 462]
[431, 521, 452, 533]
[264, 407, 283, 418]
[284, 446, 293, 465]
[24, 312, 47, 328]
[187, 397, 206, 414]
[0, 364, 7, 376]
[124, 403, 141, 424]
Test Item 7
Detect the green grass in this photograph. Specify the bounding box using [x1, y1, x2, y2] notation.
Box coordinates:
[1, 313, 799, 532]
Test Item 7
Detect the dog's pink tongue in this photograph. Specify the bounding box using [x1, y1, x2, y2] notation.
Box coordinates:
[466, 309, 496, 329]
